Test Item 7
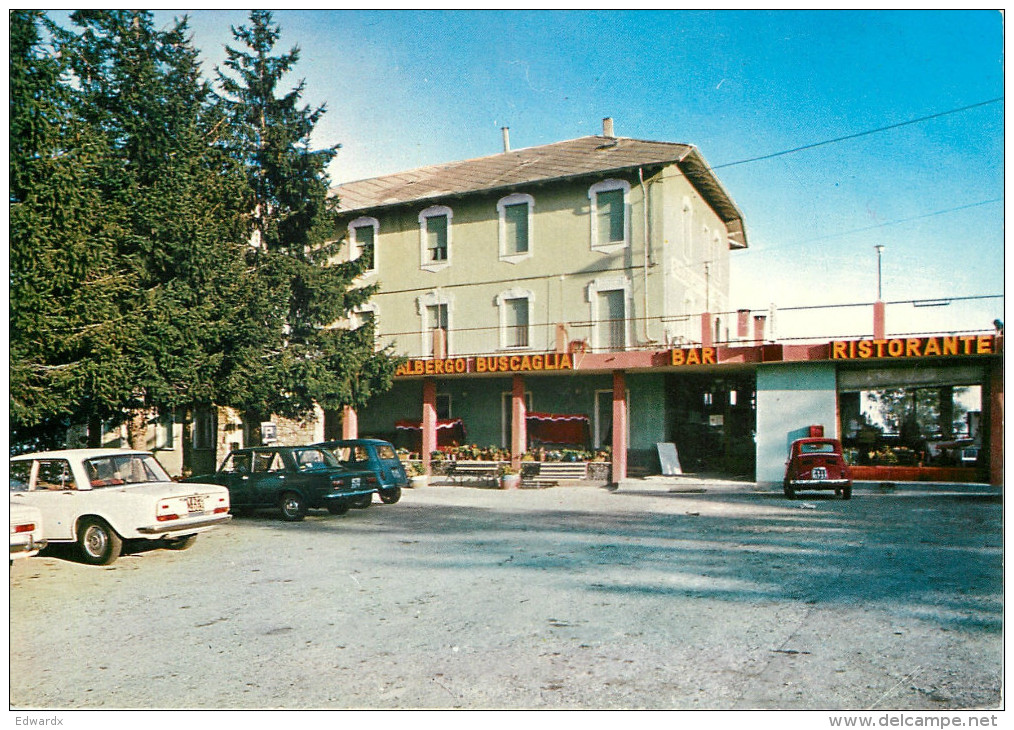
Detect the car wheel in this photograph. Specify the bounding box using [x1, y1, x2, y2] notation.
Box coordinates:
[327, 501, 350, 515]
[77, 518, 123, 565]
[166, 535, 198, 550]
[351, 493, 373, 509]
[842, 485, 853, 500]
[379, 487, 402, 504]
[783, 484, 795, 499]
[279, 492, 307, 522]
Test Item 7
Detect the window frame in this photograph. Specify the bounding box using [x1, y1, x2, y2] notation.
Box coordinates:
[681, 197, 694, 261]
[348, 216, 379, 274]
[586, 275, 632, 351]
[497, 193, 534, 264]
[193, 409, 216, 451]
[588, 179, 631, 254]
[418, 205, 453, 273]
[417, 291, 454, 356]
[495, 287, 535, 350]
[154, 407, 174, 450]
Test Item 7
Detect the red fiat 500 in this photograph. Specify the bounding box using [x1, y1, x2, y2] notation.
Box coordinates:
[783, 437, 853, 500]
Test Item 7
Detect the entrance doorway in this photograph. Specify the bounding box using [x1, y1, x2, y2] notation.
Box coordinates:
[665, 373, 756, 477]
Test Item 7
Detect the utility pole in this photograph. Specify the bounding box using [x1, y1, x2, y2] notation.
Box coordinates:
[874, 244, 886, 339]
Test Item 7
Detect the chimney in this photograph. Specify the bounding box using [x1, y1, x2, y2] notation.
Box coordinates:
[602, 117, 615, 137]
[737, 309, 750, 339]
[753, 315, 767, 345]
[502, 127, 510, 153]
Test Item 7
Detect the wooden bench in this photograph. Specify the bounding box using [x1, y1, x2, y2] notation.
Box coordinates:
[523, 461, 588, 488]
[446, 460, 501, 486]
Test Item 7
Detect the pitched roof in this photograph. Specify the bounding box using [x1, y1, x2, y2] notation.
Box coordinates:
[331, 135, 747, 248]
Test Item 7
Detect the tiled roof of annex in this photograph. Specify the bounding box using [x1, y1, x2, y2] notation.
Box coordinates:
[331, 135, 747, 248]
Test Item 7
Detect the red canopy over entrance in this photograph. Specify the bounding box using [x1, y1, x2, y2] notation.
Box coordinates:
[526, 412, 591, 448]
[394, 418, 466, 452]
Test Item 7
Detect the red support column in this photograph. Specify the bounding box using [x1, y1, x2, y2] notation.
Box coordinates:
[422, 379, 437, 475]
[612, 370, 628, 484]
[511, 375, 527, 469]
[988, 359, 1003, 486]
[555, 323, 568, 354]
[873, 300, 886, 340]
[753, 315, 767, 345]
[341, 406, 358, 440]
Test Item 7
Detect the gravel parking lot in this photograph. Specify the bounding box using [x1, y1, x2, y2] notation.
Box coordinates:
[9, 481, 1003, 710]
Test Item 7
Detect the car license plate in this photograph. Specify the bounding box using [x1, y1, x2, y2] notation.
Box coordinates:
[351, 478, 360, 489]
[185, 495, 206, 512]
[811, 467, 827, 480]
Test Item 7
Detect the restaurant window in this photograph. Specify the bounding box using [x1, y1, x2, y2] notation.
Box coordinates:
[500, 391, 533, 448]
[839, 385, 983, 468]
[436, 394, 452, 420]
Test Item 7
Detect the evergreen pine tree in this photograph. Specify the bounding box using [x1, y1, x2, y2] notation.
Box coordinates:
[215, 10, 397, 441]
[52, 10, 253, 452]
[10, 10, 131, 449]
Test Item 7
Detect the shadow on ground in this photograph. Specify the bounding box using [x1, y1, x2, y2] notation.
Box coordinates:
[226, 489, 1003, 636]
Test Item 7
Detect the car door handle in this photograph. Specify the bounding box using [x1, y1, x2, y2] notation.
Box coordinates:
[278, 475, 285, 480]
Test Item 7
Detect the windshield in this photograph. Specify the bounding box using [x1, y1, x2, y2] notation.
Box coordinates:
[292, 448, 339, 469]
[799, 442, 836, 454]
[85, 454, 173, 487]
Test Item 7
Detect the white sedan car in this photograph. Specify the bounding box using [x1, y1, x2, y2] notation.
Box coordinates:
[10, 501, 45, 563]
[9, 449, 230, 565]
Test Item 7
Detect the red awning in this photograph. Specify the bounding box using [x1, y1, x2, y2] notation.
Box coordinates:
[394, 418, 466, 451]
[395, 418, 466, 432]
[526, 412, 590, 423]
[526, 412, 590, 447]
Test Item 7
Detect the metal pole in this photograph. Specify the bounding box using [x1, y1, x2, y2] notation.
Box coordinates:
[875, 245, 884, 299]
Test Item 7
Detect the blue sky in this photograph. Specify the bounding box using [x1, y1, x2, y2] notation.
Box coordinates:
[155, 9, 1004, 339]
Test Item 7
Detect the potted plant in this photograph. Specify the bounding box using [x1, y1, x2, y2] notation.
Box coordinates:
[406, 461, 428, 488]
[498, 464, 521, 490]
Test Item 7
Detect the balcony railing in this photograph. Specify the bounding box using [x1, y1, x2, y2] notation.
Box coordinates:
[372, 295, 1001, 359]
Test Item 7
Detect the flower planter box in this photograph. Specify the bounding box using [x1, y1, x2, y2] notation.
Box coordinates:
[499, 474, 521, 490]
[850, 465, 986, 483]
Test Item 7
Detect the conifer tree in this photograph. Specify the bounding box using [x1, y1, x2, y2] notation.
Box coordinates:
[48, 10, 255, 449]
[215, 10, 397, 441]
[10, 10, 130, 449]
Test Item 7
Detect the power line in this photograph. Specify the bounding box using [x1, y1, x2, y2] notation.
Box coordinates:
[735, 198, 1004, 256]
[711, 97, 1003, 170]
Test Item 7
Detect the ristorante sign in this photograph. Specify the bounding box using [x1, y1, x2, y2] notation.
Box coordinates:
[395, 352, 575, 377]
[830, 335, 1000, 360]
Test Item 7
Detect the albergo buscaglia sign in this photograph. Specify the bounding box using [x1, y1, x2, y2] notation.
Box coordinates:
[395, 352, 575, 376]
[831, 335, 1000, 360]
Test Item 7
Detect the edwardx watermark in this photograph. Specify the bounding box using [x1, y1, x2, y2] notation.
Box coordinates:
[14, 718, 64, 726]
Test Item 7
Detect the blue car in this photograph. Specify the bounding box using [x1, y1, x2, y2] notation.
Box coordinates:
[315, 439, 407, 506]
